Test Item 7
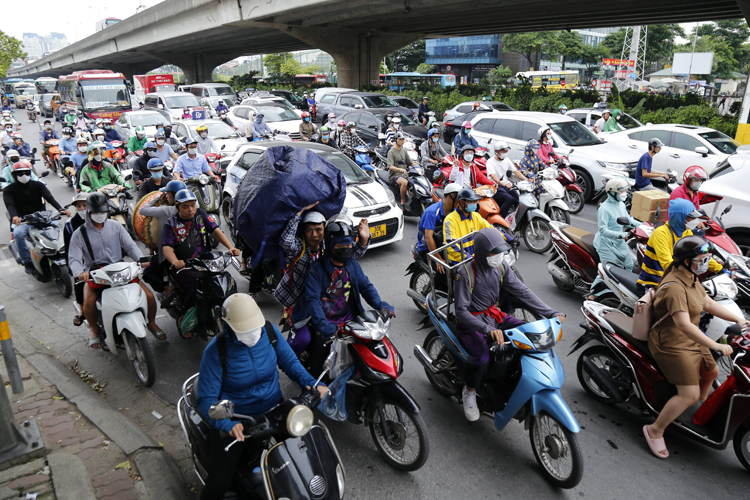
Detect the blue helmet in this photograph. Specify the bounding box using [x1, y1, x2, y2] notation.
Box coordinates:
[143, 141, 157, 150]
[159, 180, 186, 193]
[147, 158, 165, 170]
[174, 189, 197, 204]
[427, 127, 439, 137]
[154, 130, 165, 139]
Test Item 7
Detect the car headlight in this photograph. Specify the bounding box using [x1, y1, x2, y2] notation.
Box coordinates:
[286, 405, 314, 437]
[107, 268, 132, 285]
[598, 161, 631, 171]
[385, 187, 396, 206]
[336, 463, 345, 498]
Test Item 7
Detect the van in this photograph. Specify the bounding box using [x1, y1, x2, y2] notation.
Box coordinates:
[189, 83, 237, 106]
[143, 91, 201, 120]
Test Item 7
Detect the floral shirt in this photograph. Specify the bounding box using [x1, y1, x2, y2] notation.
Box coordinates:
[161, 208, 218, 258]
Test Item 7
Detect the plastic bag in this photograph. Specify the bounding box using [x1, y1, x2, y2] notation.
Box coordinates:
[318, 366, 355, 422]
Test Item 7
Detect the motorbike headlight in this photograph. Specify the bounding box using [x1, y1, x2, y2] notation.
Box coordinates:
[517, 180, 533, 192]
[198, 174, 209, 185]
[336, 464, 345, 498]
[598, 161, 631, 172]
[107, 267, 132, 285]
[107, 189, 118, 197]
[205, 256, 224, 272]
[708, 278, 738, 301]
[411, 166, 425, 176]
[524, 326, 557, 351]
[286, 405, 314, 437]
[404, 141, 416, 151]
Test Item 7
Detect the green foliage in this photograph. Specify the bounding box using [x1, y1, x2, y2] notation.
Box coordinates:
[262, 53, 293, 78]
[580, 44, 607, 80]
[301, 64, 322, 74]
[386, 40, 426, 72]
[557, 31, 584, 70]
[486, 66, 513, 85]
[639, 105, 738, 136]
[280, 58, 302, 82]
[228, 71, 260, 90]
[502, 32, 560, 68]
[415, 63, 436, 74]
[730, 100, 742, 115]
[0, 31, 26, 78]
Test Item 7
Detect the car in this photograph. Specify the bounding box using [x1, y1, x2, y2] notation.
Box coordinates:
[199, 97, 232, 118]
[189, 83, 238, 106]
[40, 93, 60, 118]
[442, 109, 503, 147]
[114, 110, 171, 142]
[443, 100, 514, 122]
[171, 119, 246, 154]
[221, 141, 404, 249]
[241, 93, 298, 114]
[566, 107, 643, 134]
[143, 91, 201, 120]
[316, 91, 414, 125]
[338, 108, 427, 148]
[467, 111, 642, 200]
[605, 123, 741, 181]
[390, 96, 420, 111]
[267, 90, 306, 110]
[227, 103, 304, 140]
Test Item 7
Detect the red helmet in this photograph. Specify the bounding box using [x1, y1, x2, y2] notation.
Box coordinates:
[301, 111, 311, 119]
[11, 160, 32, 173]
[11, 132, 22, 140]
[683, 165, 707, 185]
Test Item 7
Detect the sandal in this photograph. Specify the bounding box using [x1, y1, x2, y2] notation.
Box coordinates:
[177, 316, 193, 339]
[73, 314, 85, 327]
[148, 327, 167, 341]
[643, 425, 669, 459]
[88, 337, 103, 349]
[239, 267, 250, 276]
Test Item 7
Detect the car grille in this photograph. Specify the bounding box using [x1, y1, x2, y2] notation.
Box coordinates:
[370, 217, 400, 244]
[353, 205, 390, 218]
[289, 132, 301, 140]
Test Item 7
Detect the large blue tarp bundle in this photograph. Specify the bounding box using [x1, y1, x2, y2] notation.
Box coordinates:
[233, 145, 346, 265]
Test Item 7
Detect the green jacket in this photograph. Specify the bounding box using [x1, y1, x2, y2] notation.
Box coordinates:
[80, 161, 124, 192]
[127, 135, 147, 153]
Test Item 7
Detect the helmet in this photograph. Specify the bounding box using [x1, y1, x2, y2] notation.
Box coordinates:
[159, 180, 187, 193]
[391, 116, 401, 124]
[62, 126, 74, 136]
[493, 141, 510, 153]
[5, 149, 19, 159]
[462, 121, 472, 129]
[76, 137, 89, 145]
[76, 110, 83, 116]
[163, 123, 172, 129]
[422, 96, 428, 101]
[648, 137, 664, 149]
[302, 211, 327, 225]
[102, 119, 112, 125]
[385, 113, 394, 121]
[135, 126, 145, 137]
[93, 128, 105, 137]
[427, 127, 439, 137]
[154, 130, 165, 139]
[472, 102, 480, 108]
[337, 119, 346, 127]
[683, 166, 707, 185]
[185, 137, 198, 147]
[86, 192, 109, 213]
[320, 125, 330, 133]
[457, 188, 481, 202]
[393, 132, 405, 141]
[324, 216, 355, 245]
[156, 121, 164, 127]
[95, 118, 103, 126]
[72, 192, 88, 204]
[444, 183, 462, 196]
[147, 158, 165, 170]
[558, 104, 568, 110]
[538, 126, 551, 140]
[143, 141, 157, 151]
[196, 124, 208, 134]
[11, 132, 22, 140]
[460, 144, 476, 153]
[174, 189, 197, 204]
[328, 113, 336, 120]
[602, 109, 612, 115]
[605, 177, 630, 193]
[301, 111, 311, 119]
[346, 121, 356, 129]
[612, 108, 622, 117]
[672, 235, 711, 265]
[11, 161, 31, 174]
[87, 141, 105, 153]
[221, 293, 265, 335]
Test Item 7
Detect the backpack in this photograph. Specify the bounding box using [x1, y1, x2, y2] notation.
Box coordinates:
[632, 282, 674, 341]
[216, 320, 276, 379]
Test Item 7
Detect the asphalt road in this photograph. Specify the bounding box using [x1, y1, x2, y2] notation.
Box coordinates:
[2, 111, 749, 499]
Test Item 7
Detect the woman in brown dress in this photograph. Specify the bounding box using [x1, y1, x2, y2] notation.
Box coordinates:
[644, 236, 747, 458]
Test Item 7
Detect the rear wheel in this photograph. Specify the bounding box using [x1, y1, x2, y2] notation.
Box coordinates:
[529, 412, 583, 489]
[564, 190, 584, 214]
[733, 235, 750, 258]
[52, 264, 73, 298]
[547, 206, 570, 225]
[733, 426, 750, 472]
[523, 218, 552, 253]
[123, 329, 156, 387]
[409, 269, 430, 313]
[221, 195, 234, 231]
[422, 331, 457, 396]
[368, 399, 430, 472]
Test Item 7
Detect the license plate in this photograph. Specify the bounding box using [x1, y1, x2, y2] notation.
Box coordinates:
[370, 224, 386, 238]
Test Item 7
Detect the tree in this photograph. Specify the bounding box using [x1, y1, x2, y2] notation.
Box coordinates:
[262, 52, 293, 78]
[502, 32, 561, 70]
[280, 58, 302, 82]
[580, 44, 608, 81]
[0, 31, 26, 78]
[602, 25, 684, 67]
[228, 71, 260, 90]
[386, 40, 426, 72]
[301, 64, 322, 75]
[695, 20, 750, 74]
[415, 63, 436, 74]
[557, 31, 584, 70]
[486, 65, 513, 85]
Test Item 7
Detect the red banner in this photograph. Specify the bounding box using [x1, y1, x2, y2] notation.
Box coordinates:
[603, 58, 635, 67]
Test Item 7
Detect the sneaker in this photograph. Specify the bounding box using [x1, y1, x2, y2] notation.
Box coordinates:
[462, 386, 480, 421]
[23, 262, 35, 275]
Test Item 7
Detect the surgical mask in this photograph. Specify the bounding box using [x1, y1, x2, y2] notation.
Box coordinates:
[350, 128, 357, 134]
[156, 139, 165, 146]
[331, 246, 354, 263]
[151, 170, 163, 180]
[561, 109, 567, 115]
[337, 126, 344, 132]
[105, 126, 111, 130]
[486, 254, 505, 268]
[498, 152, 507, 159]
[200, 132, 208, 139]
[45, 125, 51, 130]
[431, 137, 438, 143]
[63, 134, 70, 140]
[236, 326, 263, 348]
[78, 146, 87, 153]
[463, 153, 474, 162]
[466, 203, 478, 213]
[464, 129, 471, 135]
[93, 154, 102, 162]
[77, 209, 87, 218]
[304, 117, 310, 122]
[322, 135, 329, 140]
[619, 192, 628, 202]
[5, 128, 12, 134]
[136, 133, 145, 139]
[188, 147, 197, 156]
[90, 212, 108, 224]
[690, 181, 703, 191]
[686, 219, 701, 230]
[691, 255, 710, 275]
[96, 136, 104, 142]
[147, 150, 156, 158]
[16, 174, 30, 184]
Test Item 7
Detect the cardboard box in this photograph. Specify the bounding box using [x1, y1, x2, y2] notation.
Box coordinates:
[631, 190, 669, 212]
[630, 204, 666, 224]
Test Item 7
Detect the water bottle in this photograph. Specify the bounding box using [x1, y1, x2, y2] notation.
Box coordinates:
[719, 334, 728, 345]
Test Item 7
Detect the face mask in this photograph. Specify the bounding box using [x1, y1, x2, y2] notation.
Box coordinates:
[331, 246, 354, 263]
[78, 146, 87, 153]
[691, 255, 710, 275]
[619, 192, 628, 202]
[188, 147, 197, 156]
[466, 203, 478, 213]
[464, 130, 471, 136]
[322, 135, 329, 140]
[561, 110, 567, 115]
[77, 209, 87, 218]
[5, 129, 12, 134]
[105, 126, 111, 130]
[463, 153, 474, 162]
[431, 137, 438, 143]
[236, 326, 263, 348]
[337, 126, 344, 132]
[200, 132, 208, 139]
[93, 154, 102, 162]
[686, 219, 701, 230]
[90, 212, 108, 224]
[486, 254, 505, 268]
[156, 139, 165, 146]
[147, 150, 156, 158]
[45, 125, 51, 130]
[136, 133, 144, 139]
[350, 129, 357, 135]
[499, 152, 507, 159]
[16, 174, 30, 184]
[63, 134, 70, 140]
[304, 117, 310, 122]
[96, 136, 104, 142]
[151, 170, 163, 180]
[156, 127, 163, 131]
[690, 181, 703, 191]
[546, 132, 552, 139]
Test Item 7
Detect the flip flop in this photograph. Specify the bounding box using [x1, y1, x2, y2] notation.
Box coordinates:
[148, 327, 167, 341]
[643, 425, 669, 459]
[87, 337, 103, 349]
[73, 314, 85, 327]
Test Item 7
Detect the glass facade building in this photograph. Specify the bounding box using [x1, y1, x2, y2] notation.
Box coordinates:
[426, 36, 502, 65]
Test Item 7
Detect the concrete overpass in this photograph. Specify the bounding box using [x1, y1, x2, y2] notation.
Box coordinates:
[9, 0, 750, 88]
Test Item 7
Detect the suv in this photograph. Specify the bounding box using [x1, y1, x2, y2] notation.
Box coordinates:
[316, 91, 414, 124]
[189, 83, 238, 106]
[468, 111, 641, 200]
[268, 89, 305, 110]
[144, 91, 201, 120]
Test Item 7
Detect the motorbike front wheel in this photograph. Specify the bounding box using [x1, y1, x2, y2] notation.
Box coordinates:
[422, 331, 457, 396]
[409, 269, 431, 314]
[522, 218, 553, 253]
[564, 190, 584, 214]
[576, 345, 626, 404]
[52, 264, 73, 298]
[547, 206, 570, 225]
[124, 329, 156, 387]
[367, 399, 430, 472]
[529, 411, 583, 489]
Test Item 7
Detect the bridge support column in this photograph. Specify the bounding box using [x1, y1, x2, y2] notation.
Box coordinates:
[285, 27, 420, 89]
[152, 53, 227, 84]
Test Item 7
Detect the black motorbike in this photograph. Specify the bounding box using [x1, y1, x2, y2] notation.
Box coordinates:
[177, 353, 346, 499]
[374, 161, 435, 217]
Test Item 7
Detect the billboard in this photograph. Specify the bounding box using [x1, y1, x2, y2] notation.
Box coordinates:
[672, 52, 714, 75]
[603, 59, 635, 67]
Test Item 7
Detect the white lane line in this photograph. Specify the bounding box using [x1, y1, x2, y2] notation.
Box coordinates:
[571, 214, 597, 225]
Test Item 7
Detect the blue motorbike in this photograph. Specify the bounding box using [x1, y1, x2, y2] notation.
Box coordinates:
[411, 234, 583, 488]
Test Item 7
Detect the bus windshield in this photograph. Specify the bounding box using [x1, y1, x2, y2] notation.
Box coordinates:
[36, 81, 56, 93]
[16, 86, 37, 95]
[80, 80, 130, 109]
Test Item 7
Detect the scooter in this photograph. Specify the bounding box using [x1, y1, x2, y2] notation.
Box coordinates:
[374, 159, 434, 217]
[177, 353, 346, 499]
[425, 111, 438, 129]
[556, 163, 584, 215]
[184, 173, 221, 247]
[8, 209, 73, 298]
[42, 139, 62, 174]
[538, 166, 571, 224]
[85, 180, 134, 235]
[504, 171, 554, 253]
[88, 260, 156, 387]
[411, 233, 582, 488]
[474, 184, 512, 229]
[573, 300, 750, 473]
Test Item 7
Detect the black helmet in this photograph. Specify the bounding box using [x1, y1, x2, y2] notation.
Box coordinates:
[86, 192, 109, 213]
[324, 215, 355, 245]
[672, 235, 711, 265]
[457, 188, 481, 202]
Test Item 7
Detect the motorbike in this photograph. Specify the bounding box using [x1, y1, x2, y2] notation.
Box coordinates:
[184, 173, 221, 247]
[254, 130, 292, 142]
[373, 159, 434, 217]
[26, 105, 36, 123]
[87, 260, 157, 387]
[106, 141, 128, 174]
[43, 139, 62, 174]
[411, 233, 583, 488]
[178, 353, 346, 499]
[537, 166, 571, 224]
[555, 162, 584, 215]
[7, 209, 73, 298]
[60, 156, 77, 188]
[161, 251, 239, 339]
[573, 300, 750, 473]
[504, 171, 554, 253]
[425, 111, 438, 129]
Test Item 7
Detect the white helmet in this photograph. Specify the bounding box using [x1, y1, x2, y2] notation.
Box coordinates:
[444, 183, 462, 196]
[222, 293, 265, 334]
[605, 177, 629, 193]
[538, 126, 551, 139]
[493, 141, 510, 153]
[93, 128, 105, 137]
[302, 211, 326, 225]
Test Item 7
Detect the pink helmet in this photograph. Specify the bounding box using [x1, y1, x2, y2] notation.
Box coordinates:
[337, 119, 346, 126]
[462, 121, 472, 129]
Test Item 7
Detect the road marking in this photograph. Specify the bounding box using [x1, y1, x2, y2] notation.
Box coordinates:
[571, 214, 597, 225]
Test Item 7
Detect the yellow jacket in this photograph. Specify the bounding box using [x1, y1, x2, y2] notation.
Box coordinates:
[443, 210, 493, 264]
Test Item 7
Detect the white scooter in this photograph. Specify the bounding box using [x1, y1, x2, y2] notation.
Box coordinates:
[537, 166, 571, 224]
[88, 261, 156, 387]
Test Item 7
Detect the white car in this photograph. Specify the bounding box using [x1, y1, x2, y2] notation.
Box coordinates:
[443, 100, 514, 122]
[565, 107, 643, 134]
[468, 111, 642, 200]
[114, 110, 170, 142]
[170, 119, 246, 154]
[241, 95, 298, 114]
[221, 142, 404, 249]
[227, 103, 303, 140]
[605, 124, 740, 181]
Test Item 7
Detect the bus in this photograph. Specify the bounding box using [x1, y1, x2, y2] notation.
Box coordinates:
[381, 72, 457, 91]
[58, 70, 132, 120]
[514, 70, 580, 90]
[96, 18, 121, 32]
[12, 82, 37, 108]
[35, 77, 58, 94]
[1, 78, 24, 102]
[294, 74, 328, 86]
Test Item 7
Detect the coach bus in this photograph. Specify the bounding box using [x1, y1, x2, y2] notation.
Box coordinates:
[58, 70, 132, 120]
[294, 74, 328, 86]
[514, 70, 580, 90]
[381, 72, 457, 91]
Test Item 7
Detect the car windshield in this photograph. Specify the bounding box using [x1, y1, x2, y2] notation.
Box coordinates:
[42, 94, 55, 103]
[187, 122, 238, 139]
[321, 152, 370, 184]
[615, 113, 642, 130]
[699, 131, 740, 155]
[209, 86, 235, 96]
[371, 111, 416, 126]
[129, 112, 166, 127]
[255, 105, 299, 122]
[201, 97, 225, 108]
[549, 121, 603, 146]
[163, 95, 200, 108]
[362, 95, 397, 108]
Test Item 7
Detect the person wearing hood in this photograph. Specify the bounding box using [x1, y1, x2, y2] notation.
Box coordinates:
[65, 192, 89, 327]
[79, 142, 127, 193]
[518, 139, 545, 200]
[637, 198, 723, 296]
[587, 178, 641, 301]
[68, 192, 163, 348]
[453, 121, 479, 154]
[454, 228, 565, 421]
[251, 112, 273, 140]
[214, 100, 228, 115]
[325, 112, 338, 134]
[132, 142, 158, 185]
[102, 119, 122, 142]
[196, 293, 327, 500]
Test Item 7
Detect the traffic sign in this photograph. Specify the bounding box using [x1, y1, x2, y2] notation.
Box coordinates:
[591, 78, 598, 87]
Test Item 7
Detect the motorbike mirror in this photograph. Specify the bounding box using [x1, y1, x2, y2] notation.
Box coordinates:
[723, 204, 733, 215]
[41, 170, 50, 178]
[81, 180, 91, 187]
[221, 144, 226, 150]
[569, 149, 574, 155]
[124, 174, 133, 181]
[208, 400, 235, 420]
[616, 216, 630, 225]
[31, 148, 37, 154]
[506, 169, 514, 178]
[313, 352, 338, 387]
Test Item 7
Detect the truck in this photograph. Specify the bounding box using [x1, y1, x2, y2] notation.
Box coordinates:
[133, 74, 177, 105]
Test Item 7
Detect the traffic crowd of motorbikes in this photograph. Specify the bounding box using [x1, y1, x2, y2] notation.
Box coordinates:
[3, 94, 750, 500]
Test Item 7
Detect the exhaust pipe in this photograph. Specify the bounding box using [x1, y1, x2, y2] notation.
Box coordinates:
[413, 345, 439, 375]
[406, 288, 427, 305]
[581, 355, 623, 403]
[547, 261, 574, 289]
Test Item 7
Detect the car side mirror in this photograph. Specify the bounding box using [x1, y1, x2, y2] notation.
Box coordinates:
[41, 170, 50, 178]
[695, 146, 709, 157]
[208, 400, 235, 420]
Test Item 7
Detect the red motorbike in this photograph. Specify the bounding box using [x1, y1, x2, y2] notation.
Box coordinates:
[556, 163, 584, 215]
[108, 141, 128, 173]
[573, 300, 750, 472]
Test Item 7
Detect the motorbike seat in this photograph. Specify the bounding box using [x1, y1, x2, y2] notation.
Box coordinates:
[376, 169, 391, 183]
[604, 264, 640, 295]
[562, 226, 599, 261]
[602, 310, 652, 359]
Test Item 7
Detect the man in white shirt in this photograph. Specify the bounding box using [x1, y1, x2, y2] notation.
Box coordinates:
[593, 109, 611, 134]
[485, 141, 526, 217]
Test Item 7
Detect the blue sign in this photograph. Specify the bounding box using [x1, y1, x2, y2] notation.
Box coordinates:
[191, 109, 206, 120]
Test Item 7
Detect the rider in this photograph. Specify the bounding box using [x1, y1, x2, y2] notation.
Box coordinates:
[132, 142, 159, 186]
[68, 192, 163, 347]
[196, 293, 326, 500]
[643, 236, 743, 459]
[127, 126, 148, 153]
[518, 140, 545, 200]
[11, 133, 32, 158]
[325, 112, 337, 133]
[316, 126, 337, 149]
[449, 144, 494, 189]
[137, 158, 172, 199]
[25, 99, 35, 121]
[69, 137, 90, 186]
[0, 110, 19, 131]
[102, 119, 122, 142]
[417, 183, 461, 290]
[420, 127, 447, 175]
[384, 115, 401, 148]
[587, 178, 641, 301]
[0, 151, 39, 188]
[161, 189, 240, 338]
[669, 166, 707, 215]
[74, 110, 88, 135]
[163, 123, 182, 150]
[637, 198, 723, 296]
[79, 142, 127, 193]
[214, 99, 228, 115]
[634, 138, 670, 191]
[3, 161, 71, 275]
[251, 112, 273, 140]
[536, 126, 559, 165]
[0, 99, 12, 114]
[65, 192, 88, 327]
[306, 92, 316, 118]
[388, 132, 419, 208]
[299, 112, 317, 141]
[154, 130, 179, 162]
[182, 107, 192, 119]
[453, 121, 479, 153]
[485, 141, 524, 218]
[454, 228, 565, 421]
[418, 96, 431, 126]
[339, 122, 366, 160]
[334, 119, 346, 150]
[558, 104, 568, 115]
[1, 123, 16, 149]
[39, 120, 61, 169]
[60, 127, 77, 157]
[63, 109, 76, 129]
[195, 124, 219, 155]
[443, 188, 499, 265]
[173, 138, 217, 181]
[593, 109, 611, 134]
[298, 218, 394, 376]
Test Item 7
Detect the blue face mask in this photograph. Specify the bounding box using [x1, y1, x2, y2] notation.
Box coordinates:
[322, 135, 329, 140]
[466, 203, 478, 213]
[304, 117, 310, 122]
[151, 170, 163, 180]
[431, 137, 438, 143]
[104, 126, 111, 130]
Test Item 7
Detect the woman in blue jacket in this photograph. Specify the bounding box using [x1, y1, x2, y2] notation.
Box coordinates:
[197, 293, 327, 500]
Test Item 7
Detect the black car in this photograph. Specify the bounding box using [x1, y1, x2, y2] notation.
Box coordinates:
[339, 108, 427, 148]
[268, 89, 306, 110]
[317, 92, 414, 124]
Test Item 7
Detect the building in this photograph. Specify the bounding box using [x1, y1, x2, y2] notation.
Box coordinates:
[21, 33, 69, 60]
